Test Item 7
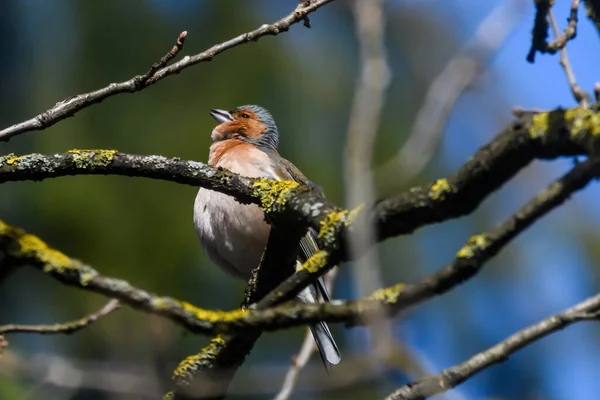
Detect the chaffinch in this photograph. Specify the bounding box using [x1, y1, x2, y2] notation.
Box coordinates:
[194, 105, 340, 369]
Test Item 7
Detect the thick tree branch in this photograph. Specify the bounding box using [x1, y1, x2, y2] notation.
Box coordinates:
[0, 299, 120, 335]
[385, 292, 600, 400]
[0, 0, 336, 142]
[1, 108, 598, 312]
[1, 108, 596, 252]
[2, 155, 598, 341]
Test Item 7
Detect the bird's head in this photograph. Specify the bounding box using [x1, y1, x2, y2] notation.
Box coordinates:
[209, 105, 279, 150]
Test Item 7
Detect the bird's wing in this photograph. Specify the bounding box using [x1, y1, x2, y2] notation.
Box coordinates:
[298, 228, 332, 302]
[264, 148, 325, 194]
[264, 150, 331, 302]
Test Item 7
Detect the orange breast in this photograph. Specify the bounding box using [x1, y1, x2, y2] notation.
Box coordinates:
[208, 140, 274, 178]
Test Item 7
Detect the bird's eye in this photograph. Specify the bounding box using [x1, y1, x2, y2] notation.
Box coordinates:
[241, 113, 250, 119]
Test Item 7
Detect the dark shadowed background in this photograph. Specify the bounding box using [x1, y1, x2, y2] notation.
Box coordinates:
[2, 1, 600, 399]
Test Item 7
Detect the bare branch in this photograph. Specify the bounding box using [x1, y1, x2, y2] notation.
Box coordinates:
[0, 299, 120, 335]
[548, 6, 590, 107]
[273, 322, 319, 400]
[273, 269, 338, 400]
[546, 0, 580, 53]
[142, 31, 188, 84]
[525, 0, 581, 61]
[0, 0, 336, 142]
[385, 290, 600, 400]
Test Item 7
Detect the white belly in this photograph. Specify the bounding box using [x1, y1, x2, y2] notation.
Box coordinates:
[194, 188, 270, 279]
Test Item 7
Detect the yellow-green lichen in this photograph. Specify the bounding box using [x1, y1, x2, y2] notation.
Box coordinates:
[429, 178, 452, 201]
[172, 353, 202, 379]
[252, 178, 299, 213]
[317, 205, 363, 243]
[152, 297, 168, 310]
[318, 210, 349, 240]
[180, 301, 248, 324]
[368, 283, 405, 304]
[456, 234, 488, 259]
[79, 271, 97, 286]
[346, 204, 364, 226]
[0, 154, 23, 166]
[163, 391, 174, 400]
[172, 335, 226, 379]
[0, 219, 73, 273]
[529, 112, 549, 139]
[297, 250, 328, 274]
[67, 149, 118, 169]
[564, 108, 600, 153]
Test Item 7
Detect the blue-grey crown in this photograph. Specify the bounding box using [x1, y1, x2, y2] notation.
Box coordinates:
[231, 104, 279, 149]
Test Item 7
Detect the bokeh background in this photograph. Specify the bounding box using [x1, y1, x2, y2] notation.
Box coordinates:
[2, 1, 600, 399]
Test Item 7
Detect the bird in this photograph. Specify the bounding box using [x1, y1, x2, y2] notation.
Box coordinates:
[193, 104, 341, 369]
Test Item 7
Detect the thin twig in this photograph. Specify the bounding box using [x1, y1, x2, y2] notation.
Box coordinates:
[273, 318, 319, 400]
[385, 291, 600, 400]
[545, 0, 580, 53]
[377, 0, 525, 182]
[548, 6, 590, 107]
[142, 31, 188, 85]
[273, 269, 338, 400]
[0, 0, 336, 142]
[0, 299, 120, 335]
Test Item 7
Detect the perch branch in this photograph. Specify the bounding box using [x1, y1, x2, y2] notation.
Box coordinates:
[2, 155, 598, 342]
[1, 108, 599, 312]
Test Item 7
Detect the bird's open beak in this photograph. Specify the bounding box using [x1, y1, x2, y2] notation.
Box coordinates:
[209, 108, 234, 123]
